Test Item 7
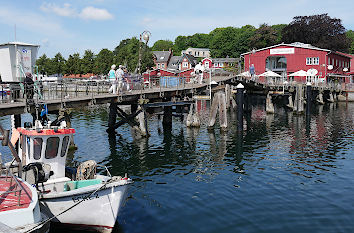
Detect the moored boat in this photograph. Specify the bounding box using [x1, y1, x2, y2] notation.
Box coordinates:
[10, 120, 132, 232]
[0, 162, 50, 233]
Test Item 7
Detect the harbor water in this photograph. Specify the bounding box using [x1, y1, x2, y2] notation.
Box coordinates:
[0, 102, 353, 233]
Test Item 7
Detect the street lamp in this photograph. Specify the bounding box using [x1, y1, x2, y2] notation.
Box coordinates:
[138, 30, 151, 75]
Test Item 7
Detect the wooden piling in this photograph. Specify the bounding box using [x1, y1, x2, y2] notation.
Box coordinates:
[137, 106, 149, 137]
[316, 92, 324, 105]
[208, 92, 219, 128]
[163, 106, 172, 130]
[286, 95, 294, 109]
[236, 83, 244, 131]
[266, 94, 275, 114]
[225, 84, 231, 109]
[107, 102, 117, 132]
[219, 92, 227, 129]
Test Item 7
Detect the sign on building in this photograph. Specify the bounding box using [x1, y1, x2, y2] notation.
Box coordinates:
[270, 48, 295, 55]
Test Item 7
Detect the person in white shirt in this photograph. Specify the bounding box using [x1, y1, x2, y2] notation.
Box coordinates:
[108, 64, 117, 94]
[115, 65, 124, 93]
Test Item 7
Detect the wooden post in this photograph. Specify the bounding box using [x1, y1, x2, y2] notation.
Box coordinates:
[225, 84, 231, 109]
[328, 92, 334, 103]
[294, 84, 304, 114]
[306, 82, 312, 116]
[266, 93, 275, 114]
[219, 92, 227, 129]
[236, 83, 244, 131]
[208, 92, 219, 128]
[316, 92, 324, 105]
[137, 105, 149, 137]
[163, 106, 172, 130]
[107, 101, 117, 132]
[286, 95, 294, 109]
[192, 102, 201, 127]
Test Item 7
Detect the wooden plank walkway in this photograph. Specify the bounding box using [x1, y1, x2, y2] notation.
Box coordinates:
[0, 75, 233, 116]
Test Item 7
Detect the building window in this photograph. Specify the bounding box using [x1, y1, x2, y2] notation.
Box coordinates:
[266, 56, 287, 71]
[162, 64, 165, 68]
[219, 63, 224, 67]
[203, 52, 205, 56]
[336, 59, 338, 66]
[306, 57, 319, 65]
[205, 61, 210, 67]
[183, 62, 188, 68]
[157, 63, 160, 68]
[328, 57, 331, 65]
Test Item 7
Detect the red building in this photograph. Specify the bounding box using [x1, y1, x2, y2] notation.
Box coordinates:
[202, 57, 238, 69]
[242, 42, 352, 84]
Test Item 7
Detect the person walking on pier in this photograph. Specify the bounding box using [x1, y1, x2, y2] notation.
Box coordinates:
[24, 72, 34, 99]
[108, 64, 117, 94]
[115, 65, 124, 94]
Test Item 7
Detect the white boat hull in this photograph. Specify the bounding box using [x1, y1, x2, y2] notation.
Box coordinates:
[40, 180, 130, 233]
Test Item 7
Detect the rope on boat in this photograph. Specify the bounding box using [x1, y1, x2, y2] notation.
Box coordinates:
[24, 180, 110, 233]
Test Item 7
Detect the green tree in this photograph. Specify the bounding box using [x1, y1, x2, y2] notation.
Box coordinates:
[271, 24, 287, 44]
[81, 50, 95, 74]
[113, 37, 153, 73]
[66, 53, 81, 75]
[94, 49, 114, 75]
[152, 40, 174, 51]
[36, 54, 51, 75]
[51, 52, 66, 76]
[282, 14, 350, 52]
[209, 25, 256, 58]
[249, 24, 278, 49]
[346, 30, 354, 53]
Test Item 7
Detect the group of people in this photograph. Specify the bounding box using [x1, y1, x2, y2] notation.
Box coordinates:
[108, 64, 130, 94]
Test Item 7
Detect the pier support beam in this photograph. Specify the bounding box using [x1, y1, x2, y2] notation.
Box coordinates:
[207, 91, 227, 130]
[294, 84, 304, 114]
[107, 102, 117, 132]
[163, 106, 173, 130]
[286, 95, 294, 110]
[208, 92, 219, 128]
[136, 106, 149, 137]
[316, 92, 324, 105]
[266, 94, 275, 114]
[187, 102, 201, 128]
[219, 92, 227, 130]
[225, 84, 231, 109]
[328, 92, 334, 103]
[236, 83, 244, 131]
[306, 82, 312, 116]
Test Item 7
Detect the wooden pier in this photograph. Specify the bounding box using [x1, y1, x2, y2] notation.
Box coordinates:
[0, 73, 353, 135]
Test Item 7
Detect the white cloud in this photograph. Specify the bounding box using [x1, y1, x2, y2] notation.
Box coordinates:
[40, 2, 113, 21]
[79, 6, 114, 20]
[40, 3, 76, 17]
[0, 6, 72, 37]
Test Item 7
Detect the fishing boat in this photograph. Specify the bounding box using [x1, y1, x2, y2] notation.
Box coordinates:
[0, 127, 50, 233]
[9, 120, 132, 233]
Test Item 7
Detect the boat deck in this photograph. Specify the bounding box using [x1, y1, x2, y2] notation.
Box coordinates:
[0, 176, 32, 212]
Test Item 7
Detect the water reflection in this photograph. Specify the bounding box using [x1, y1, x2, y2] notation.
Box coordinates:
[0, 101, 353, 233]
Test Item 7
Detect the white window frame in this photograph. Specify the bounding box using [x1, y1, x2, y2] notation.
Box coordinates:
[161, 63, 165, 68]
[182, 62, 188, 68]
[157, 63, 160, 68]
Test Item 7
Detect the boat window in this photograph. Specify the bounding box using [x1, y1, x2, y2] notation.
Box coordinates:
[45, 137, 60, 159]
[26, 137, 31, 159]
[33, 138, 43, 160]
[61, 136, 70, 157]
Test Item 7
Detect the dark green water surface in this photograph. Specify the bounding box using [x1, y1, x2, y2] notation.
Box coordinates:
[1, 102, 353, 233]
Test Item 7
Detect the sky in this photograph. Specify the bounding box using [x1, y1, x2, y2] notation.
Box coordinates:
[1, 0, 353, 58]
